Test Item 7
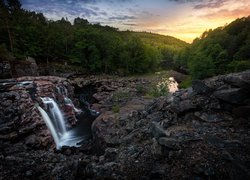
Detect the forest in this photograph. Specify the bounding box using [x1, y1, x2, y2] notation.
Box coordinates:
[176, 16, 250, 79]
[0, 0, 250, 78]
[0, 0, 187, 75]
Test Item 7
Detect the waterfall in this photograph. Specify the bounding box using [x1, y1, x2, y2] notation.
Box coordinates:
[41, 97, 67, 134]
[37, 97, 86, 149]
[37, 106, 61, 149]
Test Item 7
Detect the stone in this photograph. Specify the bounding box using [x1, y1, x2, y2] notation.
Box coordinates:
[192, 80, 213, 94]
[213, 88, 248, 104]
[224, 70, 250, 89]
[169, 99, 197, 114]
[158, 137, 180, 150]
[150, 121, 166, 139]
[232, 106, 250, 118]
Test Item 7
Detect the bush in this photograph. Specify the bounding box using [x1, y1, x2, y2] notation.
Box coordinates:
[179, 76, 192, 89]
[227, 60, 250, 72]
[112, 104, 120, 113]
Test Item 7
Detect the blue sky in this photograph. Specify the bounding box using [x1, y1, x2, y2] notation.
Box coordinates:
[21, 0, 250, 42]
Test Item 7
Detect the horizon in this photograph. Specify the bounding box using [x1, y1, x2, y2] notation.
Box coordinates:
[21, 0, 250, 43]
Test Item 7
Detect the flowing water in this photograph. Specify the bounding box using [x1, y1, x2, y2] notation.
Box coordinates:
[38, 97, 88, 149]
[37, 106, 61, 149]
[41, 97, 67, 135]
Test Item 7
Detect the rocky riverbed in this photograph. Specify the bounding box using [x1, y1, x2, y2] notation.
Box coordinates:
[0, 71, 249, 179]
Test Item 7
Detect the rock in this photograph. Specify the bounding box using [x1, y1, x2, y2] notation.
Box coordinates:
[224, 70, 250, 89]
[169, 99, 197, 114]
[158, 137, 180, 150]
[213, 88, 248, 104]
[91, 111, 117, 150]
[25, 135, 41, 148]
[232, 106, 250, 118]
[104, 148, 119, 161]
[192, 80, 213, 94]
[150, 122, 166, 139]
[195, 111, 233, 123]
[1, 71, 250, 180]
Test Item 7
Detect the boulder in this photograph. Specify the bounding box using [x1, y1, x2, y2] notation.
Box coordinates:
[192, 80, 213, 94]
[213, 88, 248, 104]
[151, 121, 166, 139]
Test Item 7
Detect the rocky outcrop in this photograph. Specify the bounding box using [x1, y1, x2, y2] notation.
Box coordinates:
[0, 76, 77, 149]
[87, 70, 250, 179]
[0, 71, 249, 179]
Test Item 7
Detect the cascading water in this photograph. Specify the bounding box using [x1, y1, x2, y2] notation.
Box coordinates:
[41, 97, 67, 135]
[37, 106, 61, 149]
[37, 84, 99, 149]
[37, 97, 86, 149]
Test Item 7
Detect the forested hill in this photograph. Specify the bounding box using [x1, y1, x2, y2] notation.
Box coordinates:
[177, 16, 250, 79]
[122, 31, 188, 51]
[0, 0, 187, 75]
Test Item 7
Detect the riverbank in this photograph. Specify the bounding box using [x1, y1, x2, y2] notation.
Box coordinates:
[0, 70, 249, 179]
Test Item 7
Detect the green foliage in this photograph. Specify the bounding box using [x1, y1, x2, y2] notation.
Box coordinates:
[147, 77, 169, 97]
[177, 16, 250, 79]
[0, 44, 13, 61]
[111, 90, 130, 103]
[227, 60, 250, 72]
[0, 0, 188, 75]
[179, 76, 192, 89]
[112, 104, 120, 113]
[135, 84, 148, 95]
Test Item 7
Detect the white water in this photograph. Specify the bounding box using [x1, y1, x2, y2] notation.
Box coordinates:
[41, 97, 67, 134]
[37, 97, 86, 149]
[56, 85, 68, 97]
[37, 106, 61, 149]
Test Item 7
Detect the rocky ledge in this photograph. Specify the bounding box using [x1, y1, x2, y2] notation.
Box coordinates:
[0, 71, 250, 179]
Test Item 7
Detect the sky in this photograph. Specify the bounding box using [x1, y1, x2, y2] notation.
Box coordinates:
[21, 0, 250, 43]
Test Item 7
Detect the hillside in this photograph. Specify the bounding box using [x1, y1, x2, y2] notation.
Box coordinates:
[177, 16, 250, 79]
[0, 1, 188, 76]
[122, 31, 189, 51]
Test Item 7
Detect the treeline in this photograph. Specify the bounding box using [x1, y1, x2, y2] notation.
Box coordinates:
[0, 0, 187, 75]
[177, 16, 250, 79]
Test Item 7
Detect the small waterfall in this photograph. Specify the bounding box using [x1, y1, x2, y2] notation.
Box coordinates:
[37, 106, 61, 149]
[56, 85, 68, 97]
[41, 97, 67, 134]
[37, 96, 86, 149]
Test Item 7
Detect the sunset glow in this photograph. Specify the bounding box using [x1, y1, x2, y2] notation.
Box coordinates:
[21, 0, 250, 43]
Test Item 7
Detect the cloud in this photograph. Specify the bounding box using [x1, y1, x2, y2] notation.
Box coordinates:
[108, 15, 136, 21]
[123, 23, 138, 26]
[194, 0, 227, 9]
[201, 7, 250, 19]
